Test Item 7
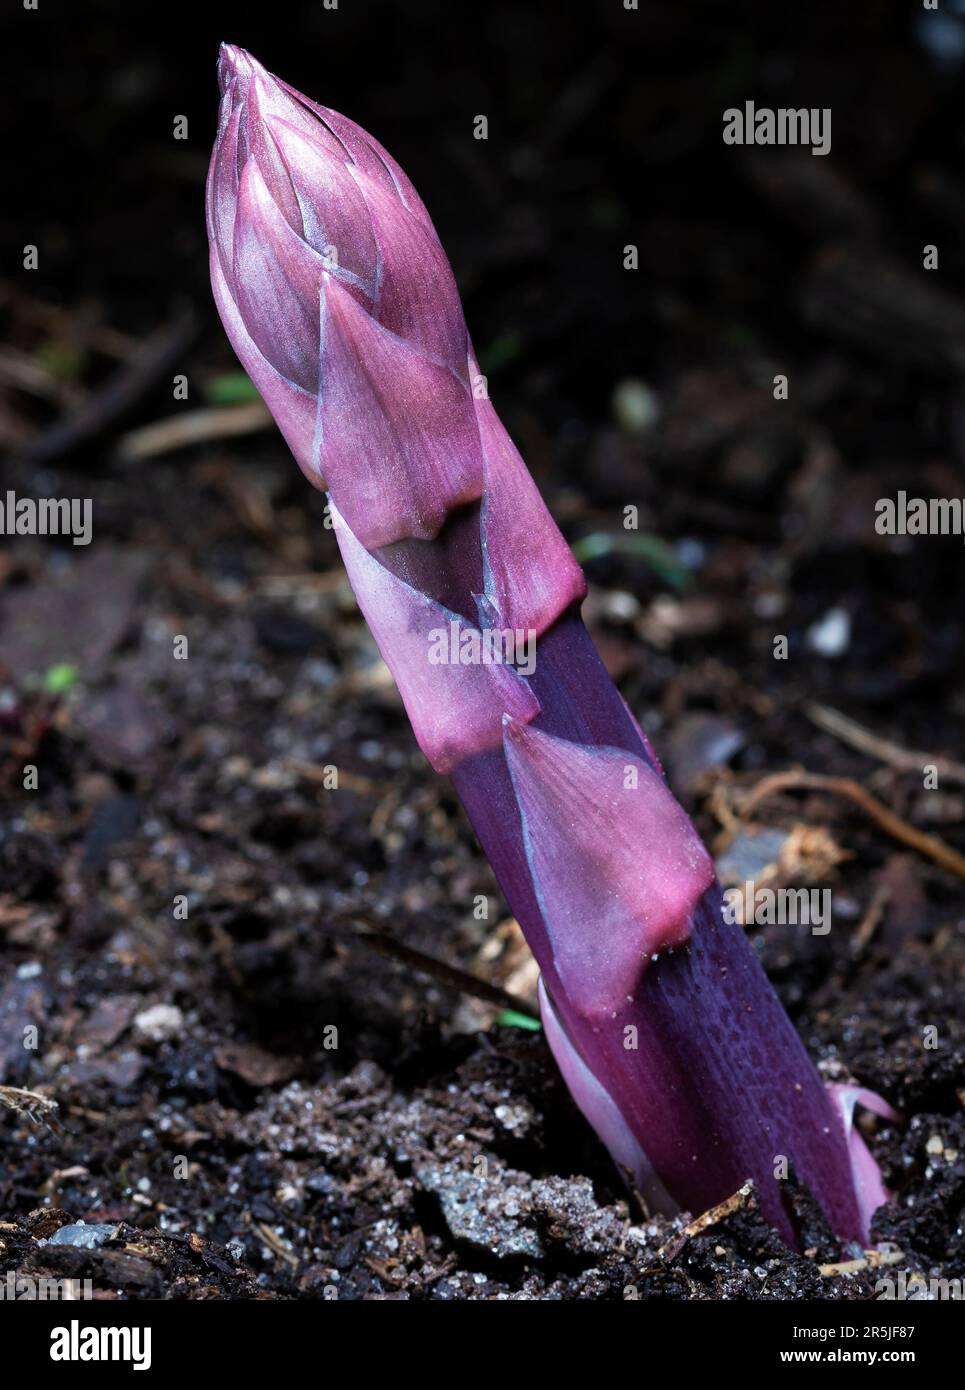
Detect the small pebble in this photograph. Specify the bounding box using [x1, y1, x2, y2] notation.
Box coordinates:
[611, 378, 660, 434]
[134, 1003, 184, 1042]
[805, 607, 851, 658]
[48, 1222, 118, 1249]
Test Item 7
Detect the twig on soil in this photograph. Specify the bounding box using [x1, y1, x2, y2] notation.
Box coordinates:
[285, 760, 385, 796]
[209, 921, 246, 991]
[0, 1084, 60, 1129]
[247, 1217, 299, 1268]
[18, 305, 199, 464]
[252, 572, 348, 597]
[734, 770, 965, 882]
[805, 702, 965, 787]
[0, 282, 135, 358]
[115, 399, 272, 461]
[657, 1181, 755, 1261]
[818, 1247, 904, 1277]
[854, 880, 890, 951]
[0, 345, 86, 407]
[346, 919, 540, 1020]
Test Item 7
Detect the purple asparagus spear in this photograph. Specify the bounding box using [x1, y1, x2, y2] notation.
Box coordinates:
[207, 44, 895, 1247]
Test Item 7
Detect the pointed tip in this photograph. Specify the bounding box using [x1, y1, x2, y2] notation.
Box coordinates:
[217, 43, 261, 93]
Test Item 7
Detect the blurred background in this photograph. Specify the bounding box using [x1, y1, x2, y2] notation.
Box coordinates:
[0, 0, 963, 1300]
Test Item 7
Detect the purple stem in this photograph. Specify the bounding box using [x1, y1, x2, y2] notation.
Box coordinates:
[453, 609, 864, 1246]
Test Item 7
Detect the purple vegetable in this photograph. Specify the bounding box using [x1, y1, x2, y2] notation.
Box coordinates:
[207, 44, 894, 1247]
